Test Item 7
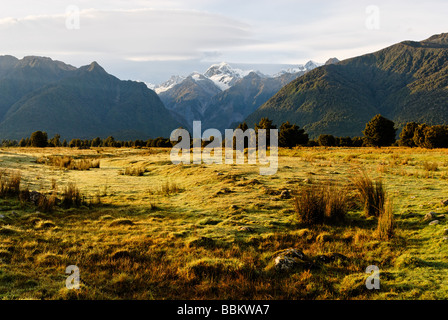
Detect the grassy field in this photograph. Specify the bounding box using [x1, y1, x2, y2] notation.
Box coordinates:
[1, 146, 448, 300]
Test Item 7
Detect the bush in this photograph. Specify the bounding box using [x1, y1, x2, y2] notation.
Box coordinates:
[30, 131, 48, 148]
[363, 115, 396, 147]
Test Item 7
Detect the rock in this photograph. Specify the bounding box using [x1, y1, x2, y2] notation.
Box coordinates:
[429, 220, 440, 226]
[316, 253, 348, 264]
[0, 215, 4, 219]
[274, 255, 297, 271]
[238, 226, 254, 233]
[317, 255, 331, 264]
[442, 199, 448, 206]
[329, 253, 349, 262]
[424, 212, 437, 221]
[279, 190, 291, 200]
[443, 236, 448, 241]
[273, 249, 310, 271]
[437, 214, 446, 220]
[29, 191, 44, 205]
[281, 249, 307, 260]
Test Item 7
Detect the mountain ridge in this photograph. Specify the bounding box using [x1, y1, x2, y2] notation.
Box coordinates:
[245, 33, 448, 138]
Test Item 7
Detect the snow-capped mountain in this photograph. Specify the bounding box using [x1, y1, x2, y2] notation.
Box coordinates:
[156, 59, 326, 131]
[154, 75, 186, 94]
[203, 62, 256, 90]
[273, 60, 324, 77]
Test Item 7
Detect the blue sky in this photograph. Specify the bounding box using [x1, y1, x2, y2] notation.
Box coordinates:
[1, 0, 448, 83]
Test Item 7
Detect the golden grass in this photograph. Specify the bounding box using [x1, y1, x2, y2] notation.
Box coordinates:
[0, 146, 448, 300]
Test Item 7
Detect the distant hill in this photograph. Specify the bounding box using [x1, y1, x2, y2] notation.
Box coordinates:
[245, 33, 448, 138]
[0, 57, 181, 140]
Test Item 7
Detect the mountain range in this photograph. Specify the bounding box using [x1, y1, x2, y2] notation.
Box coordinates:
[1, 33, 448, 141]
[157, 61, 323, 131]
[246, 33, 448, 138]
[0, 56, 182, 140]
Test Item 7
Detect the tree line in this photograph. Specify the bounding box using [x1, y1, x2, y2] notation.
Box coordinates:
[2, 115, 448, 149]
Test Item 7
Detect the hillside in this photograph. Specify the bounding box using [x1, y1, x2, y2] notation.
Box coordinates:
[0, 58, 181, 140]
[245, 33, 448, 137]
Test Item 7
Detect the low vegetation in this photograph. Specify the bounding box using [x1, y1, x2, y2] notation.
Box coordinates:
[0, 146, 447, 300]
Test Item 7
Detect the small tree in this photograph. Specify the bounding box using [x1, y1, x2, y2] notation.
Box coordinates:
[398, 122, 419, 147]
[255, 118, 277, 147]
[363, 115, 396, 147]
[30, 131, 48, 148]
[317, 134, 336, 147]
[279, 121, 309, 148]
[49, 134, 61, 147]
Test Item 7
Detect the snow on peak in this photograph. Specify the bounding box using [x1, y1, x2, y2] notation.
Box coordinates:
[274, 60, 323, 77]
[154, 75, 186, 94]
[204, 62, 253, 91]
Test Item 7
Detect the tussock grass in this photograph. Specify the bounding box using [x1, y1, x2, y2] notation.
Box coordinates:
[351, 171, 386, 217]
[61, 183, 83, 208]
[293, 184, 350, 226]
[121, 166, 146, 176]
[0, 170, 21, 197]
[37, 156, 100, 170]
[377, 200, 395, 241]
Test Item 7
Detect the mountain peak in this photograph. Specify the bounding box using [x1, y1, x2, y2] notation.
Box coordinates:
[87, 61, 106, 73]
[325, 57, 340, 65]
[422, 32, 448, 45]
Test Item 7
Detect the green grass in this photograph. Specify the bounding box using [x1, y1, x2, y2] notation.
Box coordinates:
[1, 146, 448, 299]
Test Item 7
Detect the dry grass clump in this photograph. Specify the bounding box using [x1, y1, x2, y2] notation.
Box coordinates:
[160, 181, 182, 195]
[377, 200, 395, 241]
[0, 170, 21, 197]
[422, 161, 438, 172]
[293, 184, 350, 226]
[61, 183, 83, 208]
[121, 166, 146, 176]
[351, 171, 385, 217]
[37, 156, 100, 170]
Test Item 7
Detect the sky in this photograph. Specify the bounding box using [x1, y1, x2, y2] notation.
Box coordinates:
[1, 0, 448, 84]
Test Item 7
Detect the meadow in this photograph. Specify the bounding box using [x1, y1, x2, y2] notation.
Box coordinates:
[1, 146, 448, 300]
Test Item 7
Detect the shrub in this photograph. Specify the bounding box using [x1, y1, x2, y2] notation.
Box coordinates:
[363, 115, 396, 147]
[30, 131, 48, 148]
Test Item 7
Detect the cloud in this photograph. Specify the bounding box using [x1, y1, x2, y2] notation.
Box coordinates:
[0, 7, 253, 63]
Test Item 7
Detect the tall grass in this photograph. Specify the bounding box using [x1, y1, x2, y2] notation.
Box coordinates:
[0, 170, 21, 197]
[351, 171, 385, 217]
[61, 183, 83, 208]
[377, 200, 395, 240]
[293, 184, 349, 226]
[37, 156, 100, 170]
[121, 166, 146, 176]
